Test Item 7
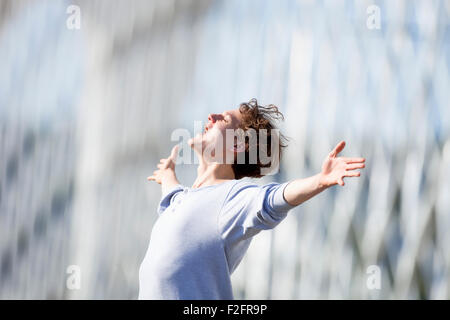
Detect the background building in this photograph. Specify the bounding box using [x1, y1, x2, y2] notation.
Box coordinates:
[0, 0, 449, 299]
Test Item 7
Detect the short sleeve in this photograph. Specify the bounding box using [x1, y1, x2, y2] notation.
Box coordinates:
[219, 180, 296, 243]
[157, 184, 184, 215]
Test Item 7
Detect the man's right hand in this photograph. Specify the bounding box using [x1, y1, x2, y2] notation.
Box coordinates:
[147, 144, 179, 185]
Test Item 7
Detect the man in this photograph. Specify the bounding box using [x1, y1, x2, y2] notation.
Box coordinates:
[139, 99, 365, 299]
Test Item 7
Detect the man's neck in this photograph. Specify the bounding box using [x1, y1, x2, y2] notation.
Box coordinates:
[192, 158, 235, 189]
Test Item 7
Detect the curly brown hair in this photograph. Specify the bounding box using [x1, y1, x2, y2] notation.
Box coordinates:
[231, 98, 289, 179]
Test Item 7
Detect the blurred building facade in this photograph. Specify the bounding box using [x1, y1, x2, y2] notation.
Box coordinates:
[0, 0, 449, 299]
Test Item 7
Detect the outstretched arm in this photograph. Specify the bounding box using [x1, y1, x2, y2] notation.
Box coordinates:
[147, 144, 181, 195]
[283, 141, 365, 207]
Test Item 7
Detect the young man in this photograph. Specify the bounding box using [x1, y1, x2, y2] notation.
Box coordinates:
[139, 99, 365, 299]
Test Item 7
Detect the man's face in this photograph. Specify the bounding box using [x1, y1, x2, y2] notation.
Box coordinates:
[189, 108, 243, 161]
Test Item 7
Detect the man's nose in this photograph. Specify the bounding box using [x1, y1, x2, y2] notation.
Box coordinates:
[208, 114, 217, 123]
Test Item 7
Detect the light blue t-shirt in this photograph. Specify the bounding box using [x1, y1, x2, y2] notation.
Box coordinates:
[138, 178, 295, 299]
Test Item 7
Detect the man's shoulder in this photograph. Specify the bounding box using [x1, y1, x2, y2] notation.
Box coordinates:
[229, 177, 279, 189]
[224, 178, 262, 199]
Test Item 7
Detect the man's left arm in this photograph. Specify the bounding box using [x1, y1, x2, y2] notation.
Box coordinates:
[283, 141, 365, 207]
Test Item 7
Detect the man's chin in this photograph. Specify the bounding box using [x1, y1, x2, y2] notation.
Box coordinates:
[188, 136, 203, 151]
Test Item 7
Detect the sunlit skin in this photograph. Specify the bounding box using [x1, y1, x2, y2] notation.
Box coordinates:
[148, 109, 365, 207]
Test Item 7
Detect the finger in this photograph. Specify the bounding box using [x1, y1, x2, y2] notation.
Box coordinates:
[329, 141, 346, 157]
[342, 157, 365, 163]
[169, 144, 180, 161]
[159, 158, 166, 163]
[157, 163, 166, 169]
[346, 163, 365, 170]
[147, 175, 155, 181]
[344, 171, 361, 177]
[338, 177, 345, 186]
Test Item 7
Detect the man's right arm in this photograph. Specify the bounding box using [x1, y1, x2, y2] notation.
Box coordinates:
[147, 144, 181, 195]
[160, 170, 181, 196]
